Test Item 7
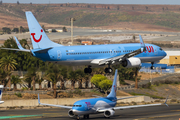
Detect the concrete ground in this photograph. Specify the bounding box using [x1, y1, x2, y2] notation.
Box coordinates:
[0, 104, 179, 120]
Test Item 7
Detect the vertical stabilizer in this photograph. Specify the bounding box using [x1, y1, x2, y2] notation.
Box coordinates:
[0, 85, 4, 101]
[25, 11, 63, 49]
[107, 69, 118, 98]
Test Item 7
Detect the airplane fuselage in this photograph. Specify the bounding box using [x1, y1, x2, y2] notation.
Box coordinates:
[72, 97, 116, 115]
[32, 43, 166, 66]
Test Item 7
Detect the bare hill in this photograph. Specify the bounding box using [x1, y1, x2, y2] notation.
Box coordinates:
[0, 3, 180, 31]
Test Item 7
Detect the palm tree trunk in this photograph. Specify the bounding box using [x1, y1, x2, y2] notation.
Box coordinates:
[53, 83, 57, 98]
[32, 78, 35, 91]
[85, 80, 88, 89]
[78, 79, 82, 89]
[135, 68, 138, 89]
[39, 83, 42, 90]
[8, 78, 11, 90]
[14, 83, 17, 91]
[28, 82, 31, 89]
[60, 80, 65, 90]
[71, 80, 75, 89]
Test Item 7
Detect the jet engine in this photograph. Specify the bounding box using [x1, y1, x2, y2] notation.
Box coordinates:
[104, 109, 115, 118]
[68, 109, 75, 117]
[122, 57, 141, 68]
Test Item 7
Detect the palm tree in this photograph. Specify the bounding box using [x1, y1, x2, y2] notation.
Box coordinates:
[44, 63, 62, 98]
[0, 56, 17, 71]
[0, 69, 8, 86]
[76, 69, 85, 89]
[0, 56, 17, 90]
[59, 66, 68, 90]
[20, 39, 30, 49]
[11, 75, 21, 91]
[24, 67, 38, 91]
[68, 70, 78, 89]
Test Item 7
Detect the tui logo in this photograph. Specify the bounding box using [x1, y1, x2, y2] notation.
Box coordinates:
[145, 46, 154, 53]
[31, 29, 43, 43]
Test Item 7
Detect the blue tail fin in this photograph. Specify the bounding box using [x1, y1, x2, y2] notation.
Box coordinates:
[0, 85, 4, 101]
[25, 11, 63, 49]
[107, 69, 118, 98]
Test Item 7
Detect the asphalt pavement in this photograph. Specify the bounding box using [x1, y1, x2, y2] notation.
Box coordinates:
[0, 104, 179, 120]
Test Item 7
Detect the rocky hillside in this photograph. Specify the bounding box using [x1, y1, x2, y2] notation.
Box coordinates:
[1, 3, 180, 31]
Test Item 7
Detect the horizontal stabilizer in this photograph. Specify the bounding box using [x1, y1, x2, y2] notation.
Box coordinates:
[1, 48, 30, 52]
[1, 37, 31, 52]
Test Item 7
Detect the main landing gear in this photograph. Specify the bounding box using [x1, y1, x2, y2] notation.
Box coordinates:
[84, 66, 92, 74]
[105, 64, 113, 73]
[105, 67, 113, 73]
[83, 114, 89, 119]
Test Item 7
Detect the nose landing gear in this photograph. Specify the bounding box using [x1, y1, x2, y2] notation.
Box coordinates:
[151, 62, 155, 70]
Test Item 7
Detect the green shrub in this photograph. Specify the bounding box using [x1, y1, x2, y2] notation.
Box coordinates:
[15, 92, 22, 97]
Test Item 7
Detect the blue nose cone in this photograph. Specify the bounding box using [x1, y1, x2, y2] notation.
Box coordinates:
[163, 50, 167, 57]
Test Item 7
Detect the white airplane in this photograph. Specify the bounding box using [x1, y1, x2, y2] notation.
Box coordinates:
[38, 70, 168, 120]
[0, 85, 4, 104]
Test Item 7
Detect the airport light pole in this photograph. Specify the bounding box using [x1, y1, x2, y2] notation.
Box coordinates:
[70, 18, 76, 45]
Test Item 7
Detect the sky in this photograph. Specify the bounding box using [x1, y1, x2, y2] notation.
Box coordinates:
[3, 0, 180, 5]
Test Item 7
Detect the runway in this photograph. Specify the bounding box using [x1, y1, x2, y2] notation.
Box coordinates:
[0, 104, 179, 120]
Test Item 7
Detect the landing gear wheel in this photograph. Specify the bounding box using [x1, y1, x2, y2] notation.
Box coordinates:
[84, 68, 92, 73]
[150, 66, 155, 70]
[87, 114, 89, 119]
[105, 68, 113, 73]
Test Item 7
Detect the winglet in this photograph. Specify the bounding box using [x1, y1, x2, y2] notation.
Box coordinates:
[38, 94, 40, 104]
[164, 95, 169, 107]
[139, 35, 146, 52]
[14, 36, 25, 50]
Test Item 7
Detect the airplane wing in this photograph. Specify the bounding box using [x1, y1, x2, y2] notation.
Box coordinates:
[1, 37, 31, 52]
[97, 95, 169, 112]
[98, 35, 146, 66]
[116, 96, 140, 101]
[38, 94, 72, 109]
[97, 103, 162, 112]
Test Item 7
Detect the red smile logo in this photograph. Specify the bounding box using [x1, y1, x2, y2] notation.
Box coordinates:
[31, 29, 43, 43]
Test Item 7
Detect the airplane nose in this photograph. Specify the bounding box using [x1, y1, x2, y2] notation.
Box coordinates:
[163, 51, 167, 57]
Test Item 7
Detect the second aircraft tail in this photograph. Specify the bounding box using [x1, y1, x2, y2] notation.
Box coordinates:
[107, 69, 118, 98]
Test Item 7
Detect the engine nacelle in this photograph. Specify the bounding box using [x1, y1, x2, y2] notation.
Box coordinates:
[68, 109, 75, 117]
[122, 57, 141, 68]
[104, 109, 115, 118]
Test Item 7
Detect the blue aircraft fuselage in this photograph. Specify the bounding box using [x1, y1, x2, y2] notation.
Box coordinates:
[72, 97, 116, 115]
[31, 43, 166, 66]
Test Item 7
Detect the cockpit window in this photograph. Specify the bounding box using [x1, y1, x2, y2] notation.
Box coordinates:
[159, 48, 163, 51]
[73, 105, 82, 107]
